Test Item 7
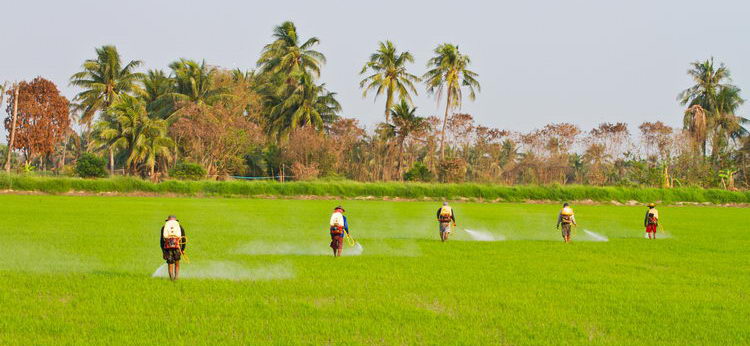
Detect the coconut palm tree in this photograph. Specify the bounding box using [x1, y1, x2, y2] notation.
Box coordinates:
[157, 59, 228, 120]
[391, 100, 428, 178]
[423, 43, 480, 159]
[69, 45, 144, 126]
[679, 58, 746, 157]
[360, 41, 420, 124]
[130, 125, 174, 181]
[713, 86, 747, 141]
[138, 69, 173, 118]
[90, 95, 172, 175]
[679, 58, 730, 111]
[266, 73, 341, 139]
[257, 21, 326, 79]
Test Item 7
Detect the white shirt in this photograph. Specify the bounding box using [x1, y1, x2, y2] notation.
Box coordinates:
[330, 212, 344, 227]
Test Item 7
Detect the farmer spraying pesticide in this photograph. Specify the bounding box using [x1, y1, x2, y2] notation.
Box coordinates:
[556, 203, 577, 243]
[436, 202, 456, 242]
[644, 203, 659, 239]
[160, 215, 187, 281]
[329, 206, 350, 257]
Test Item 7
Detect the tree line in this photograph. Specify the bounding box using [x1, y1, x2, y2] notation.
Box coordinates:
[2, 21, 749, 189]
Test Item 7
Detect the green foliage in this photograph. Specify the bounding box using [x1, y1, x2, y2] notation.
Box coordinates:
[404, 162, 434, 182]
[1, 175, 749, 204]
[74, 153, 108, 178]
[360, 41, 420, 123]
[21, 162, 36, 174]
[69, 45, 144, 125]
[169, 162, 206, 181]
[89, 94, 173, 175]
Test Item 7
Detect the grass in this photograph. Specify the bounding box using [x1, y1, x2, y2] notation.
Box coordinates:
[0, 194, 748, 344]
[2, 174, 750, 204]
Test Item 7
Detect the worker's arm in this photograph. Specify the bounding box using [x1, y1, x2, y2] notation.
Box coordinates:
[181, 226, 187, 251]
[159, 227, 165, 249]
[571, 215, 577, 226]
[644, 211, 649, 227]
[436, 208, 441, 221]
[451, 209, 456, 224]
[556, 213, 562, 228]
[343, 216, 349, 234]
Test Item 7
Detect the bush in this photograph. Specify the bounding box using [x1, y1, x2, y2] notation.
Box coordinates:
[404, 162, 434, 182]
[75, 153, 108, 178]
[170, 162, 206, 181]
[0, 174, 749, 204]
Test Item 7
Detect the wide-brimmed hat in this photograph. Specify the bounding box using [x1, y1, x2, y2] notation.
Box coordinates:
[647, 203, 656, 207]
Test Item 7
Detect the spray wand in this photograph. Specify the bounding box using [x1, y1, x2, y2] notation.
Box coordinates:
[179, 236, 190, 264]
[345, 232, 356, 246]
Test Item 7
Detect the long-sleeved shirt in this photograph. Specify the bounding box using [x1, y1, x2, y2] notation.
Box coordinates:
[557, 212, 576, 227]
[644, 208, 659, 226]
[436, 207, 456, 222]
[160, 223, 186, 251]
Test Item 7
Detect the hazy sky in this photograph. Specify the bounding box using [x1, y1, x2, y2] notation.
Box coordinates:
[2, 0, 749, 136]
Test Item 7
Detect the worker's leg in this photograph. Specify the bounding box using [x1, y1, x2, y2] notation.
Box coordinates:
[168, 263, 175, 280]
[174, 261, 180, 280]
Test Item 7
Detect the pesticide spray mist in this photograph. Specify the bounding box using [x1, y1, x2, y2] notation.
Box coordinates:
[582, 230, 609, 242]
[235, 241, 365, 256]
[463, 229, 506, 241]
[151, 261, 294, 281]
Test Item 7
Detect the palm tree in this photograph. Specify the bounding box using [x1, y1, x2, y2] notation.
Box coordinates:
[90, 95, 172, 175]
[158, 59, 228, 120]
[130, 125, 174, 181]
[713, 86, 747, 141]
[139, 69, 173, 118]
[257, 21, 326, 79]
[70, 45, 144, 126]
[679, 58, 730, 111]
[360, 41, 420, 123]
[679, 58, 746, 157]
[266, 73, 341, 139]
[391, 100, 428, 178]
[423, 43, 480, 159]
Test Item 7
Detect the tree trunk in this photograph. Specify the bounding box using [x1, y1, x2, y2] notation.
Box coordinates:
[439, 90, 451, 160]
[397, 138, 405, 180]
[384, 89, 394, 124]
[60, 139, 67, 173]
[109, 148, 114, 176]
[4, 85, 20, 173]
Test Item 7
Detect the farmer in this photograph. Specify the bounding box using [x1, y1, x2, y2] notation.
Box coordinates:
[644, 203, 659, 239]
[556, 203, 576, 243]
[160, 215, 186, 281]
[329, 206, 349, 257]
[436, 202, 456, 242]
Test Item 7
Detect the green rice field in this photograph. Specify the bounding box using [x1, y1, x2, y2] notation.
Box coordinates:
[0, 194, 748, 344]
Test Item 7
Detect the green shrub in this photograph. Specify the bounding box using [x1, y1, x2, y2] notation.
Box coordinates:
[404, 162, 434, 182]
[0, 174, 748, 204]
[75, 154, 108, 178]
[170, 162, 206, 181]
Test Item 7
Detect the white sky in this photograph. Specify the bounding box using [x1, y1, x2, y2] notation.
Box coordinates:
[1, 0, 749, 137]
